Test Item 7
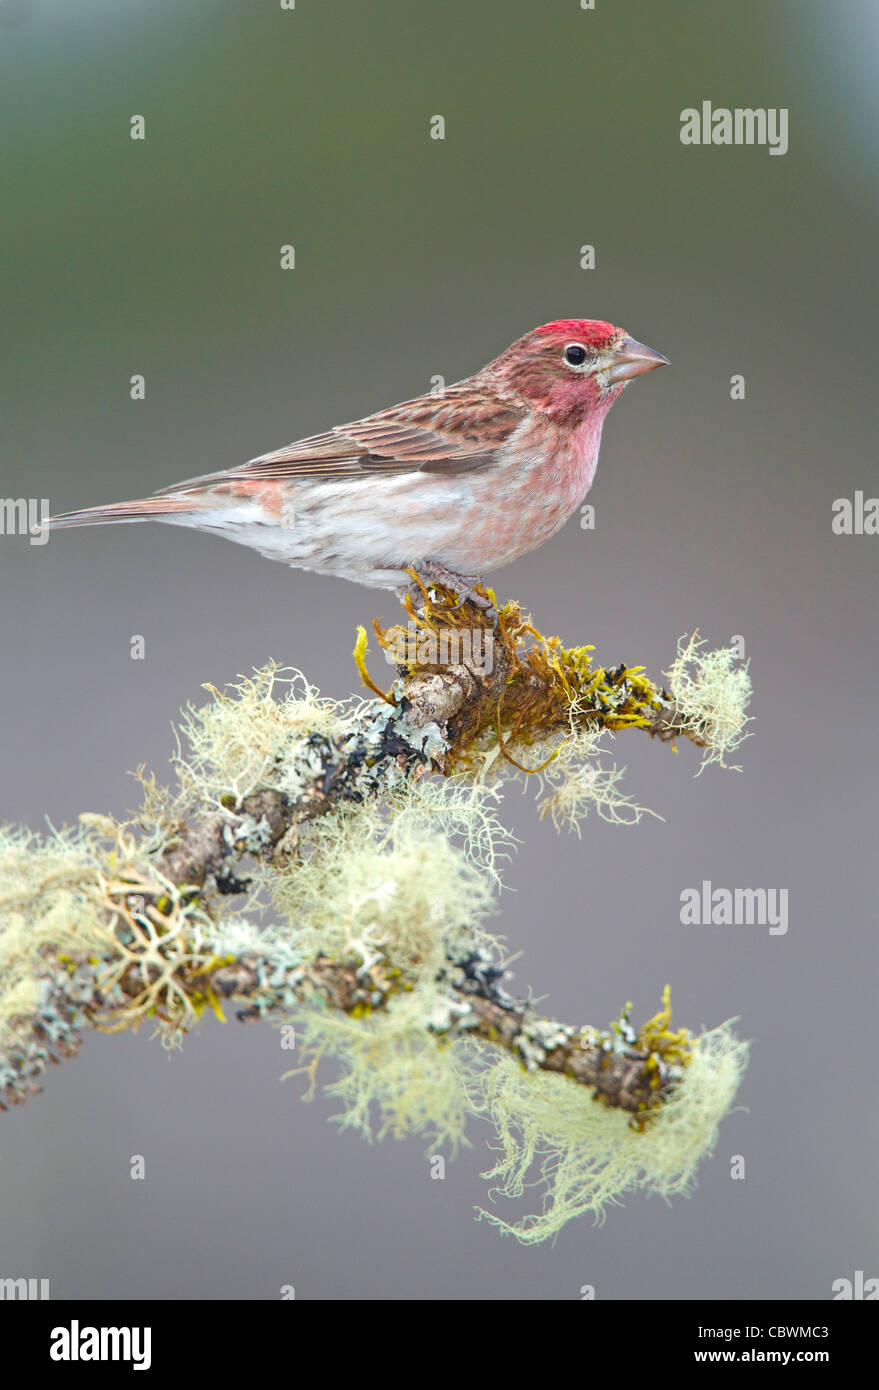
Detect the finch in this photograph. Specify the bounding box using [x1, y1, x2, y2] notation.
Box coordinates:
[44, 319, 667, 604]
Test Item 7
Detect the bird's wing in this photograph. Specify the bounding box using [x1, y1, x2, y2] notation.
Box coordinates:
[156, 383, 523, 493]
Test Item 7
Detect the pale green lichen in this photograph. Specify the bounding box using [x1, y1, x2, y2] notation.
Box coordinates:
[537, 754, 661, 833]
[286, 996, 481, 1153]
[474, 1020, 750, 1242]
[668, 633, 753, 773]
[1, 627, 753, 1236]
[265, 792, 502, 979]
[0, 823, 109, 1046]
[172, 664, 345, 811]
[382, 777, 514, 885]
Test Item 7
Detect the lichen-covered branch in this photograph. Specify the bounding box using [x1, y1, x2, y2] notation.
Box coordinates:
[0, 925, 683, 1118]
[0, 582, 752, 1238]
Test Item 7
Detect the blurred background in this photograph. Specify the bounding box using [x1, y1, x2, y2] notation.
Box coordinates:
[1, 0, 877, 1299]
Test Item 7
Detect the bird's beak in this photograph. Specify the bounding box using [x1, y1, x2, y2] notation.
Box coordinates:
[605, 337, 670, 384]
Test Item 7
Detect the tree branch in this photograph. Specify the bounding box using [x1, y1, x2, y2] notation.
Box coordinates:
[0, 585, 748, 1128]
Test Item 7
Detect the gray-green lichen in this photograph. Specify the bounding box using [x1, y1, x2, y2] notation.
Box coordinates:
[0, 619, 752, 1237]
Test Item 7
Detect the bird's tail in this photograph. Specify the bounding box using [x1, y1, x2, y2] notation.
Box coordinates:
[41, 495, 198, 531]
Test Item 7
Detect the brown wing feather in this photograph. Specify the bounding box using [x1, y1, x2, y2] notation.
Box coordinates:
[157, 382, 523, 494]
[44, 496, 200, 529]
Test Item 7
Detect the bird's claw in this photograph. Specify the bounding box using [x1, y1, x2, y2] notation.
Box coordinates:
[451, 585, 495, 616]
[408, 564, 497, 622]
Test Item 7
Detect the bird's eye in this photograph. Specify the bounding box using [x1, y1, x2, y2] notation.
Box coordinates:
[564, 344, 588, 366]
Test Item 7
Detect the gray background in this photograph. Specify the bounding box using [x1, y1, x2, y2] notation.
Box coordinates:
[1, 0, 876, 1299]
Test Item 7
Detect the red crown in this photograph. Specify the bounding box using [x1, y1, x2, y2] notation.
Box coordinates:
[534, 319, 619, 347]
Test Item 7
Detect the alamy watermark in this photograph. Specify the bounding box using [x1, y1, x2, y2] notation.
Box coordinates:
[680, 880, 788, 935]
[832, 1270, 878, 1299]
[832, 491, 878, 535]
[680, 102, 788, 156]
[383, 622, 493, 675]
[0, 497, 50, 545]
[50, 1322, 151, 1370]
[0, 1275, 50, 1300]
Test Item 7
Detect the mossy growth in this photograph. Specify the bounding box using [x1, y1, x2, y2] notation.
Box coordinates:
[0, 586, 753, 1237]
[371, 577, 667, 773]
[363, 580, 752, 805]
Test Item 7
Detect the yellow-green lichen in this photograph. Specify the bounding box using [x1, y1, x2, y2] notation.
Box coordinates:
[474, 1018, 749, 1242]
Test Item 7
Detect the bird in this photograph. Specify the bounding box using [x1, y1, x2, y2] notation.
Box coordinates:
[43, 319, 668, 607]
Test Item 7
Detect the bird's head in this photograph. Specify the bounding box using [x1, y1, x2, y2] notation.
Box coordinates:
[486, 319, 668, 424]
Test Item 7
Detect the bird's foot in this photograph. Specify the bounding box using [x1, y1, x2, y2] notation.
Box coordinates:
[406, 563, 496, 621]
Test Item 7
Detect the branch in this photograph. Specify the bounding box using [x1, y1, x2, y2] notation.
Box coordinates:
[0, 583, 752, 1237]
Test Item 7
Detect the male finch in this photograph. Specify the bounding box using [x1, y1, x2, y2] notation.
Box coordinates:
[45, 319, 668, 605]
